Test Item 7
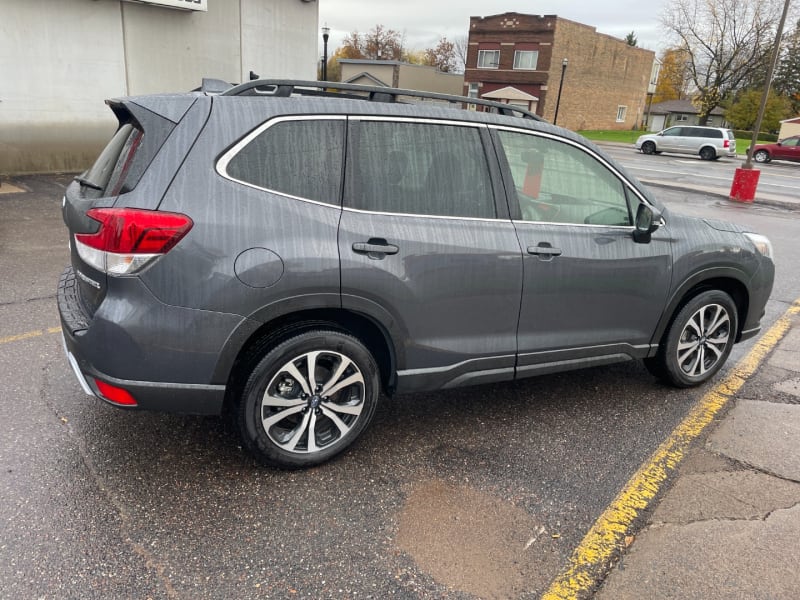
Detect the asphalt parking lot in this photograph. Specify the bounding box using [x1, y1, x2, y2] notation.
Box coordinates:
[2, 174, 799, 599]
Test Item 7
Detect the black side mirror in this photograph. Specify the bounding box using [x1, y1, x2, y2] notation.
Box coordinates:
[633, 203, 660, 244]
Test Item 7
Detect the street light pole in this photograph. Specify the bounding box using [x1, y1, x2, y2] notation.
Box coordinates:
[553, 58, 568, 126]
[321, 25, 330, 81]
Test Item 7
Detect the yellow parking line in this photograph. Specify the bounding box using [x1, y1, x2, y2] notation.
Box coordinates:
[0, 327, 61, 345]
[542, 299, 800, 600]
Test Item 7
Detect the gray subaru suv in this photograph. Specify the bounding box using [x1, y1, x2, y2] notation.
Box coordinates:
[58, 80, 774, 468]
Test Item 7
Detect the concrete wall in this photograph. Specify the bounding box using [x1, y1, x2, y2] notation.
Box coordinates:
[0, 0, 318, 174]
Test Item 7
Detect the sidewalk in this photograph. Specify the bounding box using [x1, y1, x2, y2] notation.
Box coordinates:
[597, 308, 800, 599]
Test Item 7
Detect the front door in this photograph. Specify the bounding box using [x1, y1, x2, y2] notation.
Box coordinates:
[491, 127, 673, 376]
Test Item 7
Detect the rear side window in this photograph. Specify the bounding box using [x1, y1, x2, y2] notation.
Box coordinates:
[224, 119, 344, 205]
[82, 123, 143, 195]
[345, 121, 495, 219]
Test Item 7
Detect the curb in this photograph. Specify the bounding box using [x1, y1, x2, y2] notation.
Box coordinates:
[638, 179, 800, 212]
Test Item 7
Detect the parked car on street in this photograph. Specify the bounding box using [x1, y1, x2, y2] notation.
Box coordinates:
[635, 126, 737, 160]
[750, 135, 800, 164]
[58, 80, 774, 468]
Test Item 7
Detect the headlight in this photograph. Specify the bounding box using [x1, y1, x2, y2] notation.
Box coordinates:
[744, 233, 774, 260]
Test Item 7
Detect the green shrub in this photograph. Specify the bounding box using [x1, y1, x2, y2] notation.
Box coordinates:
[733, 130, 779, 143]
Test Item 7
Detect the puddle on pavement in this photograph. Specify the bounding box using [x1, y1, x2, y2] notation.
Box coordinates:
[396, 479, 562, 599]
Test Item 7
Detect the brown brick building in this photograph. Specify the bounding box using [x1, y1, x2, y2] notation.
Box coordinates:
[464, 13, 658, 131]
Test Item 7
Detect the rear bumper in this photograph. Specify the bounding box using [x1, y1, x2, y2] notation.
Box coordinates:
[58, 266, 231, 415]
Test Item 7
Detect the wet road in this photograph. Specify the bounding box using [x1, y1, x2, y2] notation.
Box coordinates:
[1, 175, 798, 599]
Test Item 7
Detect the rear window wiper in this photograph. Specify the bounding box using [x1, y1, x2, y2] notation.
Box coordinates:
[74, 175, 103, 191]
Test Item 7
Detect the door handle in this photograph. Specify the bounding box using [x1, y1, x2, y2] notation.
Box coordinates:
[527, 244, 562, 257]
[352, 240, 399, 256]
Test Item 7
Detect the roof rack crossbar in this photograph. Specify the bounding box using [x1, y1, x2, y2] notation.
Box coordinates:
[219, 79, 544, 121]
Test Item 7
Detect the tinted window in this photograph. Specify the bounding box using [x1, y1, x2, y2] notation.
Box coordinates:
[345, 121, 495, 219]
[689, 127, 721, 138]
[82, 124, 143, 195]
[497, 130, 632, 226]
[226, 119, 344, 204]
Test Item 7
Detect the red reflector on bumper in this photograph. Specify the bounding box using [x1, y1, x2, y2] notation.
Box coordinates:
[94, 379, 138, 406]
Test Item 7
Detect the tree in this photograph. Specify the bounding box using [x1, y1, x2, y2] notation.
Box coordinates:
[661, 0, 784, 124]
[340, 24, 405, 61]
[625, 31, 638, 46]
[653, 47, 692, 103]
[422, 37, 458, 73]
[774, 19, 800, 114]
[453, 35, 468, 73]
[725, 89, 793, 131]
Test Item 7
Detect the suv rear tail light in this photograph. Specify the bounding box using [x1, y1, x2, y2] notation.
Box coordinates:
[75, 208, 193, 275]
[724, 139, 730, 148]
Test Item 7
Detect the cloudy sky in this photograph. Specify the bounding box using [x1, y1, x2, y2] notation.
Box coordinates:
[318, 0, 671, 56]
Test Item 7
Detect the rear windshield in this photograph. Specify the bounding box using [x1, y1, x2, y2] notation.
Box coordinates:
[81, 123, 144, 195]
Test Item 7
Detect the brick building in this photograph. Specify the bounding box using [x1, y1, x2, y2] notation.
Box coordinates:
[464, 13, 658, 131]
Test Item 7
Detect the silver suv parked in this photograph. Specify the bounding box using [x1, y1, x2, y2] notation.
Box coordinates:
[636, 125, 737, 160]
[58, 80, 774, 468]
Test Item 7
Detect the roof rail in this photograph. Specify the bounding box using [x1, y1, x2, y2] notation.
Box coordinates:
[219, 79, 545, 121]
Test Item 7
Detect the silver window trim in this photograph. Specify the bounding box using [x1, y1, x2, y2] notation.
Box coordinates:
[216, 115, 347, 208]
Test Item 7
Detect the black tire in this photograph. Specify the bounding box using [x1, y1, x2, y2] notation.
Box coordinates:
[641, 141, 656, 155]
[648, 290, 738, 388]
[236, 330, 380, 468]
[753, 150, 770, 163]
[699, 146, 716, 161]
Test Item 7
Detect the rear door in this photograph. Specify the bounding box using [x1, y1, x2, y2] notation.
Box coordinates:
[491, 127, 673, 375]
[338, 118, 523, 392]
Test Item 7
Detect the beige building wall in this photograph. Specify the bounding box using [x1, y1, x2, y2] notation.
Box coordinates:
[779, 119, 800, 139]
[341, 60, 464, 96]
[397, 64, 464, 96]
[0, 0, 318, 174]
[547, 19, 655, 131]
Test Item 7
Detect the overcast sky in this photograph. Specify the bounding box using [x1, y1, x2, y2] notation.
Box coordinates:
[318, 0, 671, 57]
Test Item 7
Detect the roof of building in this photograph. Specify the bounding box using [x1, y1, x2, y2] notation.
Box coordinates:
[342, 71, 389, 87]
[649, 99, 725, 116]
[481, 86, 539, 101]
[780, 116, 800, 123]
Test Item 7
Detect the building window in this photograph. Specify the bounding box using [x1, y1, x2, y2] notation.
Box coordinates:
[477, 50, 500, 69]
[513, 50, 539, 70]
[467, 83, 479, 98]
[616, 106, 627, 123]
[676, 114, 688, 122]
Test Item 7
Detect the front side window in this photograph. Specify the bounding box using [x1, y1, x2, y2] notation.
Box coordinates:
[662, 127, 683, 136]
[345, 121, 495, 219]
[477, 49, 500, 69]
[496, 129, 632, 226]
[223, 119, 344, 204]
[513, 50, 539, 70]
